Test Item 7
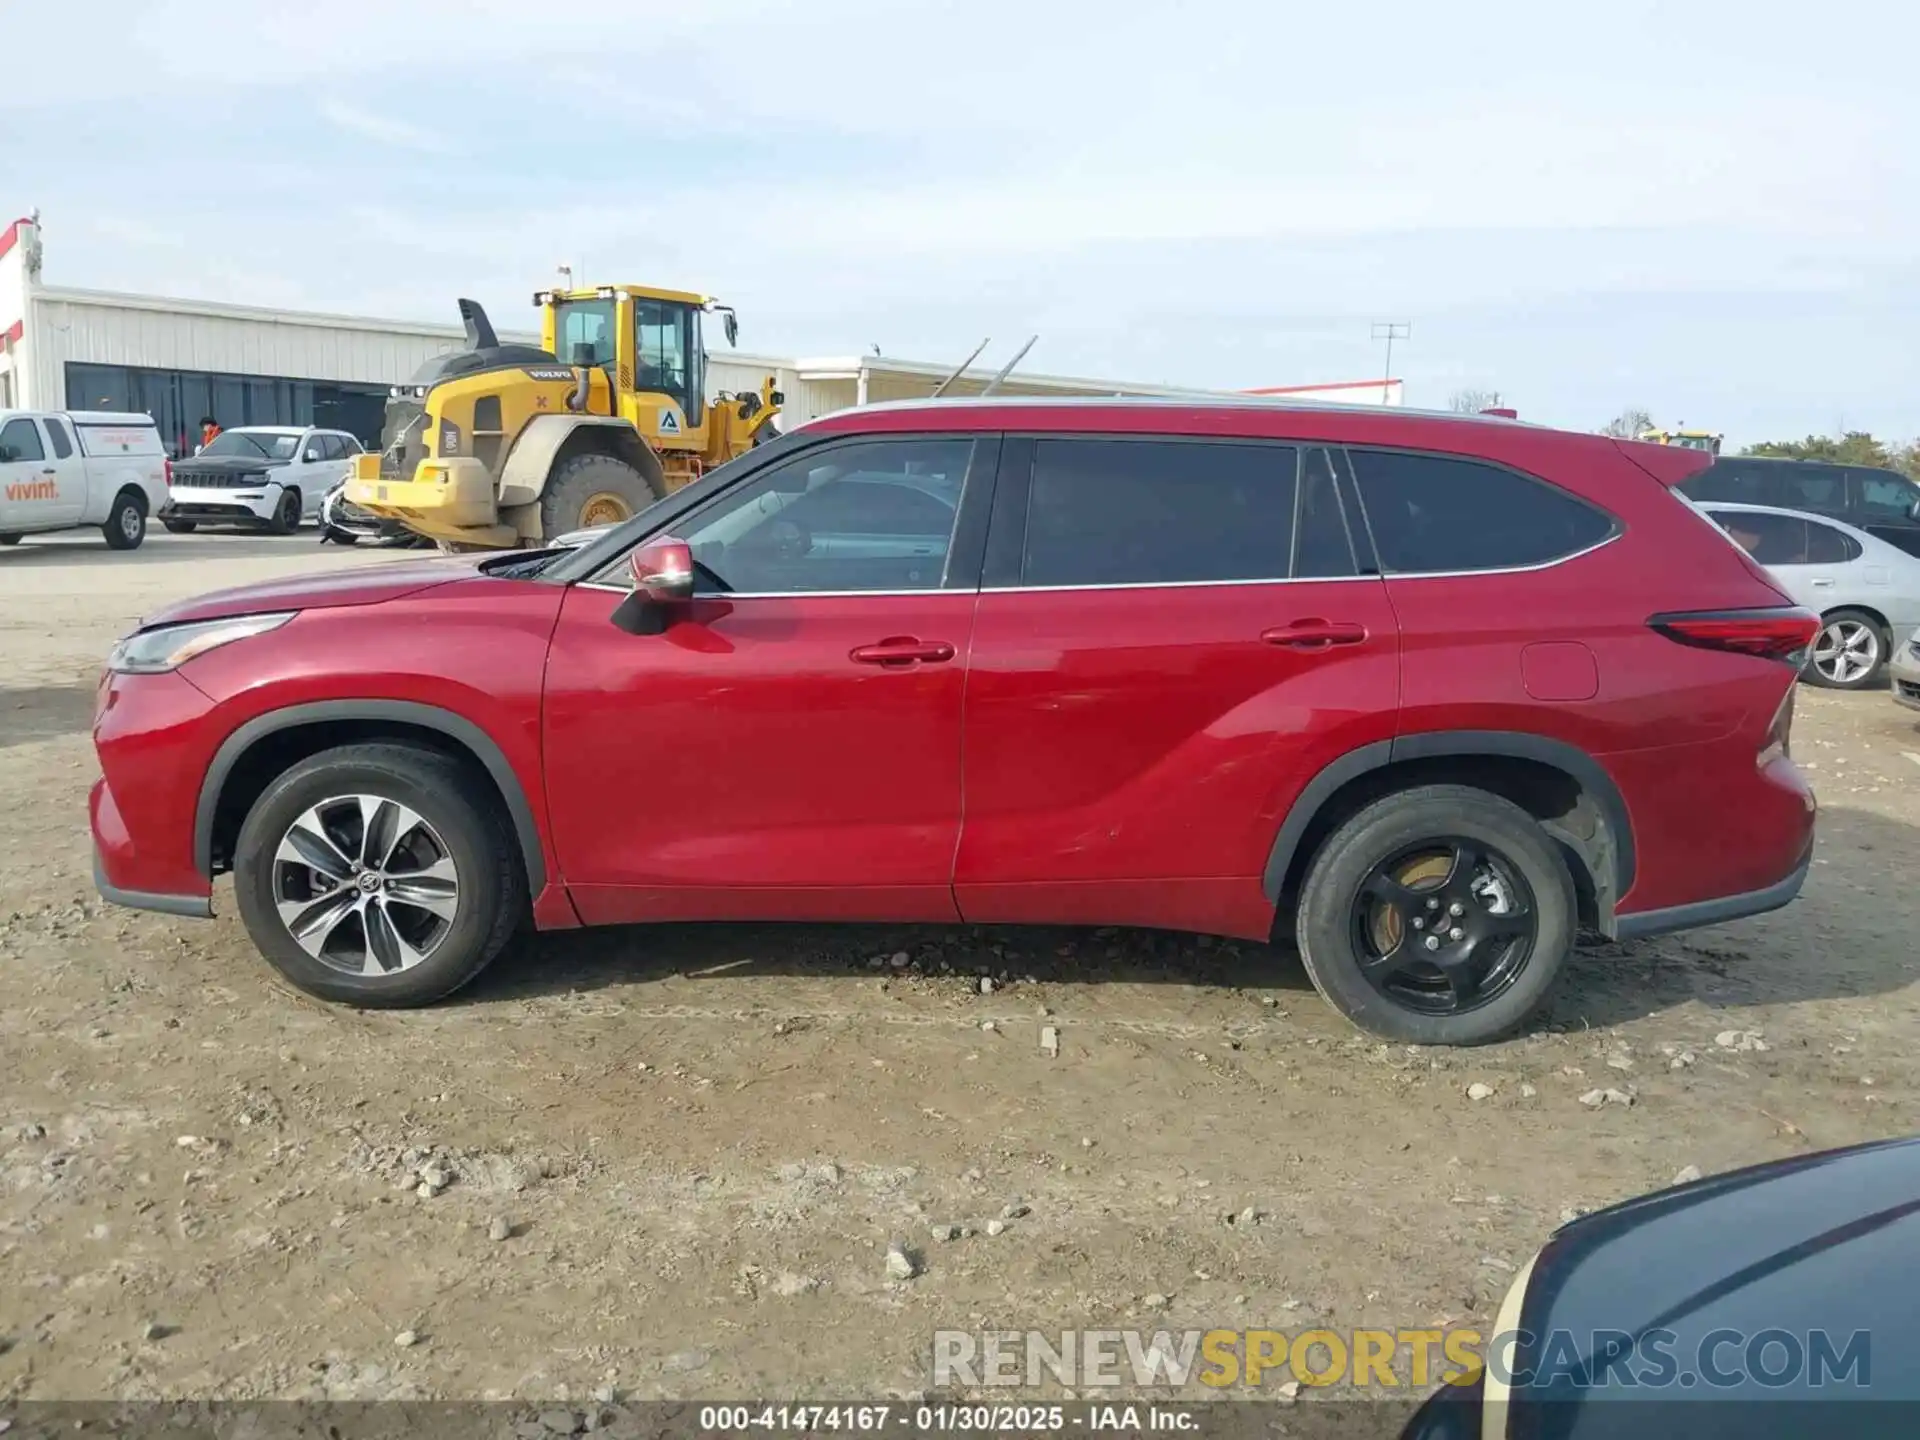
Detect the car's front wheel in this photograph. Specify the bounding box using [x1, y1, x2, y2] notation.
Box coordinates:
[232, 743, 525, 1007]
[1294, 784, 1576, 1045]
[266, 488, 302, 535]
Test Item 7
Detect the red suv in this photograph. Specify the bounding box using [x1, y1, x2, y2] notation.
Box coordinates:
[90, 399, 1819, 1045]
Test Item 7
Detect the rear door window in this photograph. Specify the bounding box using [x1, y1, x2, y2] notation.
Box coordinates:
[1771, 464, 1846, 514]
[1020, 438, 1299, 587]
[1804, 518, 1863, 564]
[1347, 449, 1616, 574]
[44, 418, 74, 459]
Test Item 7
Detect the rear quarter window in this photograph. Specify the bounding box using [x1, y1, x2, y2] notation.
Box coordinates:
[1347, 449, 1616, 574]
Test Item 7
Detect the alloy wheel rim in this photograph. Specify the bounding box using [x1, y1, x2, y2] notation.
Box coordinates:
[1813, 620, 1878, 684]
[271, 795, 460, 976]
[1349, 838, 1537, 1016]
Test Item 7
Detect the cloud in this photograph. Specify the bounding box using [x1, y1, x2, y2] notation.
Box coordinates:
[317, 100, 450, 155]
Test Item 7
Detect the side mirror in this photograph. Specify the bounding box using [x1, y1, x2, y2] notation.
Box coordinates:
[305, 448, 322, 463]
[629, 536, 695, 603]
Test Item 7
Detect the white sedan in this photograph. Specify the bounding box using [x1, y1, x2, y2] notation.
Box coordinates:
[1699, 500, 1920, 689]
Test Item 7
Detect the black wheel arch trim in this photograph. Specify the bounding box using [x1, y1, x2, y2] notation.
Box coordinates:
[193, 700, 547, 893]
[1261, 729, 1636, 913]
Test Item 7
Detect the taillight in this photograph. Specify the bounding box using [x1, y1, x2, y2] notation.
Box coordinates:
[1648, 607, 1821, 665]
[163, 458, 173, 485]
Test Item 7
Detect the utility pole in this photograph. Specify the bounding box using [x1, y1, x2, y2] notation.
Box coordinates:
[1371, 321, 1411, 404]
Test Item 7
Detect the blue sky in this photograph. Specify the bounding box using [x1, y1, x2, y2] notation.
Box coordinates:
[2, 0, 1914, 445]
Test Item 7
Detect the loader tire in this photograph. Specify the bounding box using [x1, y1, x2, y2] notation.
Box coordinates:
[538, 452, 660, 540]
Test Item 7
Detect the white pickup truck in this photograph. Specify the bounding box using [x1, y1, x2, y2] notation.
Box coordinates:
[0, 410, 170, 550]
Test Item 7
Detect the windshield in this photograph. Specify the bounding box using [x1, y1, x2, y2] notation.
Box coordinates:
[553, 299, 617, 370]
[202, 431, 301, 460]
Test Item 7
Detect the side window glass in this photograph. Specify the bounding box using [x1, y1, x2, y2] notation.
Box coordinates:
[1853, 471, 1919, 521]
[1687, 461, 1767, 503]
[44, 418, 74, 459]
[1022, 439, 1297, 587]
[1295, 448, 1359, 578]
[321, 435, 346, 461]
[0, 417, 47, 463]
[1780, 465, 1844, 512]
[1708, 509, 1809, 565]
[1803, 519, 1862, 564]
[674, 438, 976, 594]
[1349, 449, 1615, 574]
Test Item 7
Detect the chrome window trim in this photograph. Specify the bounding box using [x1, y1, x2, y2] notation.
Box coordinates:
[572, 533, 1618, 602]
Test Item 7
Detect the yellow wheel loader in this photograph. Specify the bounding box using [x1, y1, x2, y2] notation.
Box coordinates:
[344, 284, 783, 549]
[1636, 427, 1723, 456]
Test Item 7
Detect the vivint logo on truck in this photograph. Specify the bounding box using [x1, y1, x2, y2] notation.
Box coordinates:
[5, 478, 58, 501]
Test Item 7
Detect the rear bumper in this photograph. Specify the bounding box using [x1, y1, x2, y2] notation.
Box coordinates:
[1613, 849, 1811, 941]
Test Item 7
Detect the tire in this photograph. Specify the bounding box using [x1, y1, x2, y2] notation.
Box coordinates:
[267, 488, 302, 535]
[1293, 784, 1577, 1046]
[232, 742, 526, 1007]
[537, 451, 660, 540]
[161, 517, 197, 534]
[102, 490, 147, 551]
[1807, 609, 1886, 690]
[0, 534, 19, 546]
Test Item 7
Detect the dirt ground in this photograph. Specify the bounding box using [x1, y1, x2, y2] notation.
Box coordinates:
[2, 530, 1917, 1406]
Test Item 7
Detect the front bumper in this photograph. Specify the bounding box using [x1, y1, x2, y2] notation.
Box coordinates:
[1891, 632, 1920, 712]
[164, 484, 282, 524]
[90, 669, 219, 916]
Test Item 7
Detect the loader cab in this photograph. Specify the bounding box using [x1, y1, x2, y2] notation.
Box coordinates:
[540, 284, 718, 446]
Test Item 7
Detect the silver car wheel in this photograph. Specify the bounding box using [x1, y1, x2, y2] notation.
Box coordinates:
[1812, 619, 1880, 686]
[271, 795, 460, 976]
[120, 506, 143, 542]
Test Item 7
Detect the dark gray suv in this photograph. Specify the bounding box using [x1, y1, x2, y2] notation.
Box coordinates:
[1680, 456, 1920, 557]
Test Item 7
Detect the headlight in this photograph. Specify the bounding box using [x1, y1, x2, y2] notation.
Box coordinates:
[107, 612, 296, 674]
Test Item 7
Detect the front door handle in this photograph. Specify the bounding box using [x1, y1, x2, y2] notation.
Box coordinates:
[1262, 619, 1369, 650]
[850, 636, 956, 667]
[40, 468, 56, 476]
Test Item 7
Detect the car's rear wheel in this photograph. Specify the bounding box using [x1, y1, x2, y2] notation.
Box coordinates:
[0, 534, 19, 546]
[232, 743, 525, 1007]
[161, 517, 196, 534]
[102, 490, 147, 550]
[1807, 610, 1886, 690]
[267, 489, 302, 535]
[1294, 784, 1576, 1045]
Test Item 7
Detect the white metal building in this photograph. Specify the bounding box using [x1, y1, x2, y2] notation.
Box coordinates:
[2, 213, 1399, 458]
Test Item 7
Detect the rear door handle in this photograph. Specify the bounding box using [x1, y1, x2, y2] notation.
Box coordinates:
[850, 636, 956, 667]
[1262, 619, 1369, 649]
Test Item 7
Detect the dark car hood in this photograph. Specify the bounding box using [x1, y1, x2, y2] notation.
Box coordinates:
[1514, 1135, 1920, 1405]
[139, 556, 491, 628]
[172, 455, 292, 477]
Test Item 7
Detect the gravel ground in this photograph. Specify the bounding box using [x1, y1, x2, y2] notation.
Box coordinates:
[2, 531, 1916, 1404]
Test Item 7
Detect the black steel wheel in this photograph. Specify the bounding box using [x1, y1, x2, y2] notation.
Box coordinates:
[1295, 784, 1576, 1045]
